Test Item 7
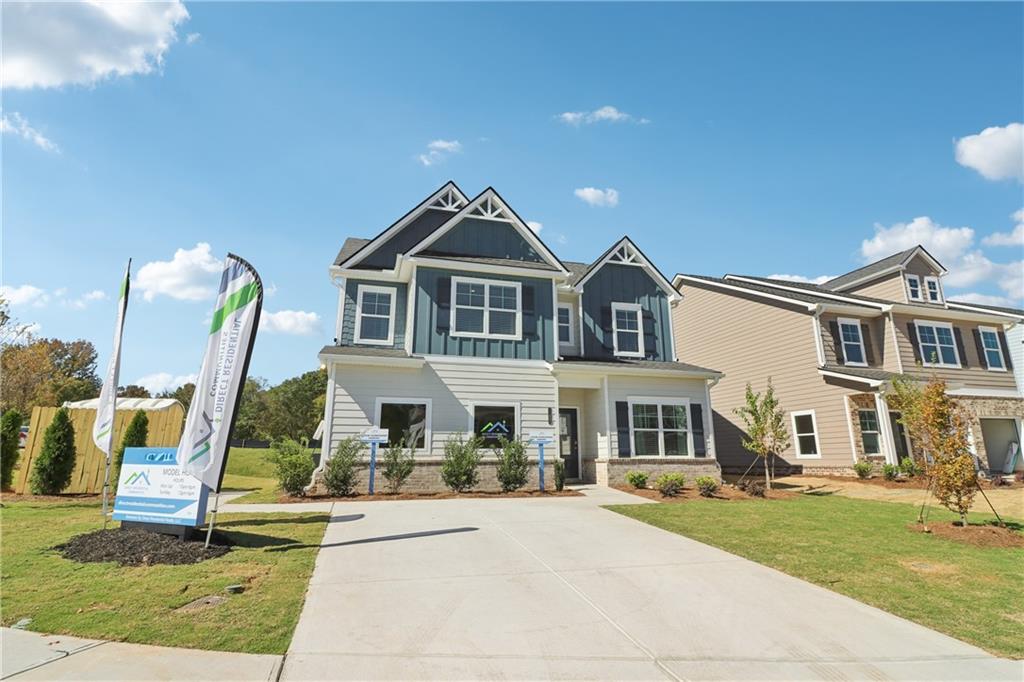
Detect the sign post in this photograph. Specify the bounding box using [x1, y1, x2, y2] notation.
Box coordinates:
[528, 432, 555, 492]
[360, 427, 390, 495]
[113, 447, 210, 538]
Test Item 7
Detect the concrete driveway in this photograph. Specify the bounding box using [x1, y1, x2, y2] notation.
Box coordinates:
[282, 487, 1020, 681]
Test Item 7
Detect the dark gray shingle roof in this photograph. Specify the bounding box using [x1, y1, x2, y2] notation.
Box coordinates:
[319, 345, 412, 359]
[948, 300, 1024, 319]
[554, 356, 722, 376]
[819, 364, 900, 382]
[679, 274, 875, 308]
[418, 252, 559, 271]
[821, 248, 916, 290]
[333, 237, 372, 267]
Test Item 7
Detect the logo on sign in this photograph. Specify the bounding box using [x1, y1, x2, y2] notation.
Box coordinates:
[124, 470, 151, 487]
[480, 420, 510, 437]
[145, 451, 177, 463]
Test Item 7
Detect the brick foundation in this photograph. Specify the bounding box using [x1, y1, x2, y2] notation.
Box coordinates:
[598, 458, 722, 486]
[308, 457, 560, 494]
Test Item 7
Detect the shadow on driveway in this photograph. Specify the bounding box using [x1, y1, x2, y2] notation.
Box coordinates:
[268, 526, 478, 552]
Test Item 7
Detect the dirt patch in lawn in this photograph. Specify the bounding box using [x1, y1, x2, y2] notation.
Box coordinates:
[908, 522, 1024, 549]
[819, 475, 1022, 491]
[56, 528, 231, 566]
[277, 489, 583, 503]
[612, 485, 796, 502]
[898, 558, 961, 577]
[1, 492, 102, 503]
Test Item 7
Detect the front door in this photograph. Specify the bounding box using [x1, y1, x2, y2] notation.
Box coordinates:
[558, 408, 580, 479]
[889, 411, 910, 460]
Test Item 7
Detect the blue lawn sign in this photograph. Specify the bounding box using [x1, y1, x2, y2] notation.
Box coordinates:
[113, 447, 209, 526]
[529, 431, 555, 491]
[359, 427, 390, 495]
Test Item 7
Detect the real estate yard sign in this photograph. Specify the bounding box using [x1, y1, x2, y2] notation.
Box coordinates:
[113, 447, 209, 526]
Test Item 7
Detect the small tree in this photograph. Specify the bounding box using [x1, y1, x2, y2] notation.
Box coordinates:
[734, 380, 790, 489]
[494, 436, 529, 492]
[112, 410, 148, 492]
[440, 434, 482, 493]
[270, 438, 315, 496]
[323, 436, 363, 496]
[1, 409, 23, 490]
[381, 437, 415, 494]
[29, 407, 76, 495]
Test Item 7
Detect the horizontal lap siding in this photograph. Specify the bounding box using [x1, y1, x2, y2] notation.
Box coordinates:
[819, 313, 887, 368]
[674, 283, 858, 470]
[893, 313, 1018, 390]
[605, 375, 712, 457]
[846, 272, 907, 302]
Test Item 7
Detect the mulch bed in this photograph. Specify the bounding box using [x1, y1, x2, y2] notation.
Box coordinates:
[274, 489, 583, 503]
[612, 484, 795, 502]
[821, 475, 1022, 491]
[55, 528, 231, 566]
[908, 521, 1024, 549]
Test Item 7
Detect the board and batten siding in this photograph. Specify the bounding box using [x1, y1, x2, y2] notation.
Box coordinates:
[428, 218, 546, 263]
[358, 208, 452, 269]
[326, 359, 557, 457]
[674, 282, 863, 470]
[341, 280, 407, 349]
[580, 263, 673, 361]
[556, 293, 581, 357]
[412, 267, 555, 361]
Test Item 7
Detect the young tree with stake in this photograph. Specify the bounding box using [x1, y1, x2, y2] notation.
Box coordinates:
[734, 380, 790, 490]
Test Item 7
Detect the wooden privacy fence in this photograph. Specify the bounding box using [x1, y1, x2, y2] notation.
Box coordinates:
[13, 403, 185, 494]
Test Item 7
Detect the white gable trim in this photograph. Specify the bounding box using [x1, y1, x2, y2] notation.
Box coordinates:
[829, 246, 948, 293]
[406, 188, 569, 275]
[574, 237, 678, 300]
[674, 274, 818, 311]
[725, 275, 888, 311]
[338, 181, 469, 269]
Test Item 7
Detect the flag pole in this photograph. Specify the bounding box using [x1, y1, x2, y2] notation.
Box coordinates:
[204, 490, 220, 548]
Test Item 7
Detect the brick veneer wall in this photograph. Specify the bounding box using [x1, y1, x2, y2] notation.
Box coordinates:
[309, 457, 560, 494]
[598, 458, 722, 486]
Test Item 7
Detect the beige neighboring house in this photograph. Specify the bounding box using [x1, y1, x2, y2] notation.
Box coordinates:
[672, 245, 1023, 476]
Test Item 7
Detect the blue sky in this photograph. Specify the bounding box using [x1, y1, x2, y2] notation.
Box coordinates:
[3, 2, 1022, 391]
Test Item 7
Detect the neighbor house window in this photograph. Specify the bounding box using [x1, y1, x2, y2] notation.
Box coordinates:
[858, 409, 881, 455]
[612, 302, 643, 357]
[472, 404, 517, 445]
[791, 410, 820, 458]
[978, 326, 1006, 371]
[375, 399, 430, 450]
[354, 285, 395, 345]
[905, 275, 922, 301]
[915, 320, 960, 367]
[628, 398, 690, 457]
[838, 318, 867, 366]
[557, 304, 574, 346]
[924, 276, 942, 303]
[451, 277, 521, 340]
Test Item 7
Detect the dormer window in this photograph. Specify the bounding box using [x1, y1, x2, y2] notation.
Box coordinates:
[906, 274, 922, 301]
[611, 302, 644, 358]
[924, 276, 942, 303]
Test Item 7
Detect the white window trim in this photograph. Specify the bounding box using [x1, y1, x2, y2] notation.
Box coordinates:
[858, 409, 881, 456]
[373, 397, 433, 452]
[626, 396, 694, 458]
[449, 276, 523, 341]
[837, 317, 868, 367]
[557, 303, 575, 347]
[978, 325, 1007, 372]
[467, 401, 521, 442]
[354, 284, 396, 346]
[914, 319, 961, 368]
[905, 274, 922, 301]
[611, 302, 644, 358]
[791, 409, 821, 459]
[923, 276, 943, 303]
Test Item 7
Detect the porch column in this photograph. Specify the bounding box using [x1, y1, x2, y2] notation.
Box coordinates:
[874, 392, 898, 466]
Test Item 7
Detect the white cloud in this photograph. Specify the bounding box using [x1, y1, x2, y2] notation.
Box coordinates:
[1, 112, 59, 152]
[134, 371, 198, 395]
[860, 216, 974, 266]
[22, 322, 42, 336]
[136, 242, 222, 302]
[557, 105, 649, 126]
[527, 221, 543, 234]
[574, 187, 619, 207]
[767, 274, 836, 285]
[0, 284, 49, 307]
[952, 292, 1017, 307]
[1, 1, 190, 89]
[417, 139, 462, 166]
[260, 310, 321, 335]
[982, 209, 1024, 247]
[185, 32, 201, 45]
[66, 289, 108, 310]
[954, 123, 1024, 182]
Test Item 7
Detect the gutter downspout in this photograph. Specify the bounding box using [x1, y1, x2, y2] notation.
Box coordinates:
[812, 304, 826, 366]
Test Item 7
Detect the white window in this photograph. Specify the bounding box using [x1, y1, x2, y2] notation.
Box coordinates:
[914, 320, 960, 368]
[978, 326, 1006, 371]
[628, 397, 692, 457]
[450, 276, 522, 340]
[469, 403, 519, 445]
[858, 409, 881, 455]
[838, 318, 867, 366]
[354, 285, 395, 345]
[612, 302, 644, 357]
[791, 410, 820, 458]
[905, 275, 922, 301]
[374, 398, 431, 450]
[557, 304, 574, 346]
[924, 276, 942, 303]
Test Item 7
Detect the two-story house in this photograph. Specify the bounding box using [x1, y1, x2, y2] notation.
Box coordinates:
[315, 182, 723, 491]
[673, 245, 1022, 476]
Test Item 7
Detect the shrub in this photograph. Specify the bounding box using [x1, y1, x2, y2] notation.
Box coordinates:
[381, 439, 414, 494]
[30, 407, 76, 495]
[882, 463, 898, 481]
[112, 410, 148, 492]
[695, 476, 719, 497]
[1, 409, 23, 490]
[853, 460, 873, 479]
[441, 434, 482, 493]
[899, 456, 920, 478]
[625, 470, 649, 489]
[744, 480, 766, 497]
[323, 436, 363, 496]
[554, 459, 565, 492]
[270, 438, 315, 496]
[495, 436, 529, 492]
[655, 472, 686, 497]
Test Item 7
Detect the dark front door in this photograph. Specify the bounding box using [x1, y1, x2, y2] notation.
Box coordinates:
[558, 408, 580, 479]
[889, 411, 910, 460]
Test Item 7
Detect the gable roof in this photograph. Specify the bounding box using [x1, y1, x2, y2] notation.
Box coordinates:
[675, 273, 851, 308]
[572, 237, 677, 299]
[823, 245, 946, 291]
[947, 300, 1024, 321]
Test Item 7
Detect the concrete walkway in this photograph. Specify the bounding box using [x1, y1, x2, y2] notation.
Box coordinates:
[282, 486, 1021, 681]
[0, 628, 281, 681]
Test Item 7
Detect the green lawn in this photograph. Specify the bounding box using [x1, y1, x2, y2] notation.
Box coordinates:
[608, 496, 1024, 659]
[220, 446, 280, 502]
[1, 499, 327, 654]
